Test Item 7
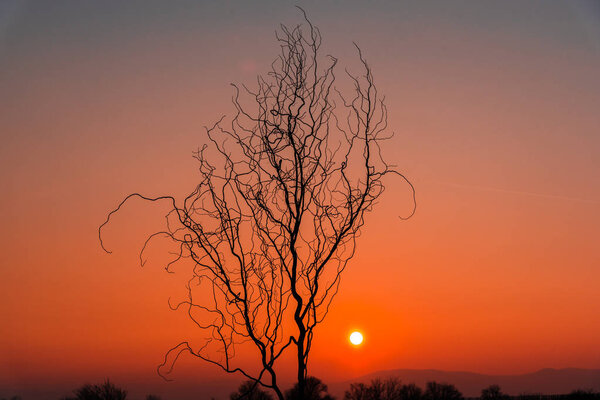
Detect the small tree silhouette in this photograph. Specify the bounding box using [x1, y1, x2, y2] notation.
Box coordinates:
[481, 385, 509, 400]
[569, 390, 599, 400]
[400, 383, 424, 400]
[99, 7, 414, 400]
[423, 382, 462, 400]
[230, 381, 274, 400]
[344, 378, 421, 400]
[63, 380, 127, 400]
[285, 376, 334, 400]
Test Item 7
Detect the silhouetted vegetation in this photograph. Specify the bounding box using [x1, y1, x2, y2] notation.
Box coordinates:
[344, 377, 419, 400]
[481, 385, 510, 400]
[62, 380, 127, 400]
[568, 390, 600, 400]
[285, 376, 334, 400]
[344, 379, 463, 400]
[512, 393, 600, 400]
[230, 381, 274, 400]
[401, 384, 426, 400]
[49, 379, 600, 400]
[99, 7, 415, 399]
[423, 381, 463, 400]
[513, 394, 543, 400]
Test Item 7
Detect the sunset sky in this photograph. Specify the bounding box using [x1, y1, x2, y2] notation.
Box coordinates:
[1, 1, 599, 399]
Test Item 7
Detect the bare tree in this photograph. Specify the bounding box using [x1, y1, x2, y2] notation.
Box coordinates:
[99, 8, 415, 400]
[481, 385, 509, 400]
[62, 380, 127, 400]
[344, 378, 418, 400]
[424, 382, 463, 400]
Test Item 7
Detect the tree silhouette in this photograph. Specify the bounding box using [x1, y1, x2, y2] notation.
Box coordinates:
[62, 380, 127, 400]
[400, 383, 425, 400]
[230, 380, 274, 400]
[423, 382, 463, 400]
[285, 376, 334, 400]
[481, 385, 509, 400]
[99, 8, 414, 400]
[569, 390, 600, 400]
[344, 378, 422, 400]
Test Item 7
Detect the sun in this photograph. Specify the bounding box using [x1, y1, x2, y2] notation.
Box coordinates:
[349, 331, 363, 346]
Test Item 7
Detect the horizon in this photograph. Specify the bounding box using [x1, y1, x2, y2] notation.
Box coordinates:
[4, 367, 600, 400]
[1, 1, 599, 399]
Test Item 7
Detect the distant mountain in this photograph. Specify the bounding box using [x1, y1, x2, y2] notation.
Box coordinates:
[330, 368, 600, 398]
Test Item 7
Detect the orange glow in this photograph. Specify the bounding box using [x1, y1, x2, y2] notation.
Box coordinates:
[2, 2, 600, 400]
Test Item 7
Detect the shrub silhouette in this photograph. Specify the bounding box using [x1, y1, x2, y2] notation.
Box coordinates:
[569, 390, 599, 400]
[62, 379, 127, 400]
[423, 382, 463, 400]
[481, 385, 509, 400]
[230, 380, 274, 400]
[344, 377, 400, 400]
[145, 395, 162, 400]
[285, 376, 334, 400]
[516, 393, 544, 400]
[344, 378, 423, 400]
[400, 383, 424, 400]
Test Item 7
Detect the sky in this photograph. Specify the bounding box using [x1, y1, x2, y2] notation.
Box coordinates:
[1, 1, 599, 399]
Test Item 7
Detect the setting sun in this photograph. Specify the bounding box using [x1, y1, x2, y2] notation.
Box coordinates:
[349, 331, 364, 346]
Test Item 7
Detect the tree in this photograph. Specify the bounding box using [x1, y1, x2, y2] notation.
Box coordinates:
[230, 380, 274, 400]
[569, 390, 600, 400]
[62, 380, 127, 400]
[481, 385, 509, 400]
[285, 376, 334, 400]
[423, 382, 463, 400]
[99, 8, 415, 400]
[344, 378, 422, 400]
[400, 383, 425, 400]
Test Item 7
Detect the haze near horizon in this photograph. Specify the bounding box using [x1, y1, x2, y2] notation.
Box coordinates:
[1, 1, 599, 399]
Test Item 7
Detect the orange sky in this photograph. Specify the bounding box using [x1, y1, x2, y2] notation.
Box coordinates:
[1, 1, 599, 399]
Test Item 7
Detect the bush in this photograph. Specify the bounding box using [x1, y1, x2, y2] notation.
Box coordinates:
[569, 390, 599, 400]
[230, 381, 273, 400]
[423, 382, 463, 400]
[344, 378, 423, 400]
[400, 383, 424, 400]
[63, 380, 127, 400]
[286, 377, 334, 400]
[481, 385, 509, 400]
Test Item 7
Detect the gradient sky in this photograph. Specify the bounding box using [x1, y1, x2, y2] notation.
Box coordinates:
[1, 1, 599, 399]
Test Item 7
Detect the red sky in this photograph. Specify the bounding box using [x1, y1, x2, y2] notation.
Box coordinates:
[1, 1, 599, 399]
